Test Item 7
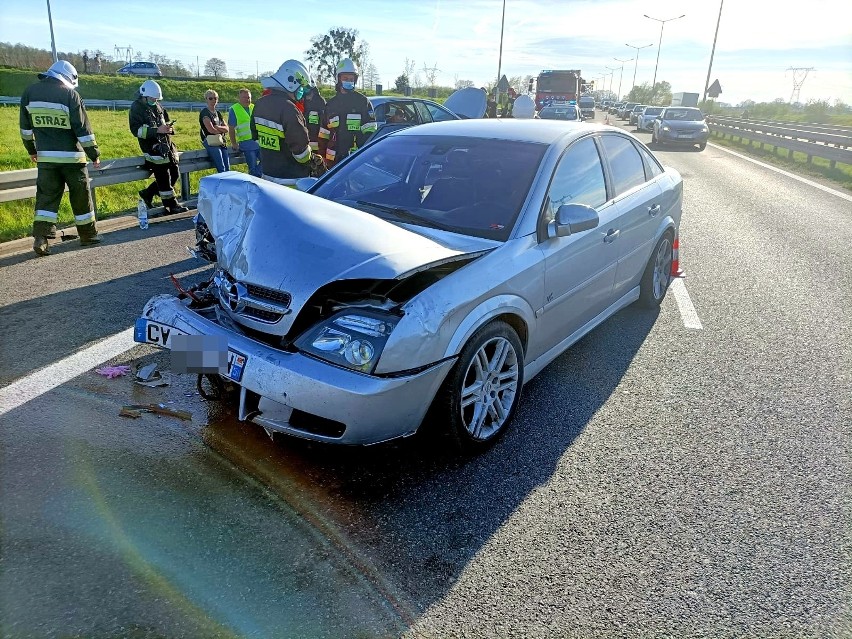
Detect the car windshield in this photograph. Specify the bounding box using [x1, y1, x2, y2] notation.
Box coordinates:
[312, 134, 547, 241]
[539, 107, 578, 119]
[664, 108, 704, 121]
[644, 108, 663, 115]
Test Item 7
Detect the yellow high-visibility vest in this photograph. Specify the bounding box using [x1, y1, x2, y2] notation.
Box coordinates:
[232, 103, 254, 142]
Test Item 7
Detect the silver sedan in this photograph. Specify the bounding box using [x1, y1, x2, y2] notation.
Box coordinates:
[136, 120, 683, 452]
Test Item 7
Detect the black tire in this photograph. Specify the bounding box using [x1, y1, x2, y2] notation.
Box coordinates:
[698, 142, 707, 151]
[434, 320, 524, 453]
[638, 231, 674, 308]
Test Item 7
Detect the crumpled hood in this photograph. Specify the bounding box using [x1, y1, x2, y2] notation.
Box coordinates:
[197, 173, 494, 330]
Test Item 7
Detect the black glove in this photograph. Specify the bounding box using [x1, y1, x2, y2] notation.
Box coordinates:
[309, 153, 327, 177]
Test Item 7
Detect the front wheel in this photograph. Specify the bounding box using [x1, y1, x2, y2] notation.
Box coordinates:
[638, 232, 674, 308]
[698, 142, 707, 151]
[435, 321, 524, 453]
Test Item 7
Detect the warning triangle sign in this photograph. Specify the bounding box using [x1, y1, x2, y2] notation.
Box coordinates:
[707, 79, 722, 98]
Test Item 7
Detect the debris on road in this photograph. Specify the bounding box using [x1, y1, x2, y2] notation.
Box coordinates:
[95, 365, 131, 378]
[123, 404, 192, 421]
[119, 407, 142, 419]
[134, 362, 169, 387]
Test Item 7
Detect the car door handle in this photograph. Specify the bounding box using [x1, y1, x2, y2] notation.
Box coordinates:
[648, 204, 661, 217]
[603, 229, 620, 243]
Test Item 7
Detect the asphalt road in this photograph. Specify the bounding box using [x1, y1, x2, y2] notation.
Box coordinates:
[0, 124, 850, 638]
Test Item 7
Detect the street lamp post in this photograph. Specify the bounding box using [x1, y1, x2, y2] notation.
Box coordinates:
[703, 1, 724, 102]
[46, 0, 57, 62]
[645, 13, 686, 90]
[605, 67, 617, 98]
[625, 43, 653, 93]
[613, 57, 633, 101]
[495, 0, 506, 91]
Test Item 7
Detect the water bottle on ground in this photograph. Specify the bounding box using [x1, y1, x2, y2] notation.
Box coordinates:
[137, 198, 149, 230]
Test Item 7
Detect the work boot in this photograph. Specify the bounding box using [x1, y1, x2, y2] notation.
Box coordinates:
[163, 198, 189, 215]
[33, 236, 50, 256]
[138, 189, 154, 209]
[45, 224, 57, 240]
[79, 235, 102, 247]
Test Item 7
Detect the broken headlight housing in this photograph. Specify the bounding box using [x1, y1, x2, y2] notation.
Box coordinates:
[295, 310, 400, 374]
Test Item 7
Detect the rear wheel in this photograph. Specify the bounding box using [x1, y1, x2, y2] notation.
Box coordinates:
[435, 321, 524, 453]
[638, 231, 674, 308]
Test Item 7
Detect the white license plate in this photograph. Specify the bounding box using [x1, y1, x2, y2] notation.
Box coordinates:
[678, 134, 693, 138]
[134, 318, 187, 348]
[226, 350, 247, 382]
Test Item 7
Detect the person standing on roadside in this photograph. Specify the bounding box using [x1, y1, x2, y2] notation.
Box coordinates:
[20, 60, 101, 256]
[82, 51, 89, 74]
[200, 89, 230, 173]
[250, 59, 324, 185]
[317, 58, 376, 168]
[228, 88, 261, 177]
[129, 80, 188, 215]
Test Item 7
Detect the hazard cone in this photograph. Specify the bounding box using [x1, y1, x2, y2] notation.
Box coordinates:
[671, 235, 685, 278]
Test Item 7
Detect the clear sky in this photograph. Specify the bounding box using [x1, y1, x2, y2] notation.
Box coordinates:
[2, 0, 850, 105]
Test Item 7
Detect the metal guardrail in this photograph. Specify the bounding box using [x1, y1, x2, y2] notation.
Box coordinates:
[0, 96, 234, 111]
[707, 116, 852, 168]
[0, 149, 245, 208]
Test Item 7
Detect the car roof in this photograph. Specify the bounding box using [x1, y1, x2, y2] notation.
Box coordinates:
[392, 118, 610, 144]
[369, 96, 438, 106]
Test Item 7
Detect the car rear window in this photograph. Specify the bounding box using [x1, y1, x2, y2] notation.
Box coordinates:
[313, 135, 547, 241]
[664, 108, 703, 121]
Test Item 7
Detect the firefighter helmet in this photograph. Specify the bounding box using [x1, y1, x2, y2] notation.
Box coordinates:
[269, 60, 312, 94]
[139, 80, 163, 100]
[39, 60, 78, 89]
[336, 58, 359, 79]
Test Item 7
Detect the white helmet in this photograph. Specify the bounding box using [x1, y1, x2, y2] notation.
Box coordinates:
[512, 95, 536, 119]
[336, 58, 358, 79]
[40, 60, 78, 89]
[139, 79, 163, 99]
[269, 60, 312, 94]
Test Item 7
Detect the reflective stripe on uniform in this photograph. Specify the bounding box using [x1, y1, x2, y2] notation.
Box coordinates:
[309, 141, 319, 151]
[144, 153, 170, 164]
[307, 110, 320, 125]
[137, 125, 148, 139]
[254, 117, 284, 133]
[317, 127, 331, 140]
[34, 209, 59, 223]
[37, 150, 86, 163]
[327, 115, 340, 129]
[77, 133, 97, 147]
[26, 102, 72, 129]
[361, 121, 378, 134]
[74, 211, 96, 224]
[325, 148, 336, 162]
[27, 101, 70, 114]
[293, 145, 311, 164]
[20, 128, 34, 140]
[159, 189, 175, 198]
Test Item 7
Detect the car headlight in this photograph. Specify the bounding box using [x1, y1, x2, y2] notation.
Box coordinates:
[295, 310, 400, 374]
[661, 125, 671, 132]
[701, 126, 709, 133]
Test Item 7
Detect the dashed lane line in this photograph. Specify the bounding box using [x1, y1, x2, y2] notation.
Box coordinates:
[671, 279, 703, 330]
[0, 327, 136, 417]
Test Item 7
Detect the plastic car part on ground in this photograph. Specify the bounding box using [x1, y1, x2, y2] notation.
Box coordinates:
[95, 365, 131, 378]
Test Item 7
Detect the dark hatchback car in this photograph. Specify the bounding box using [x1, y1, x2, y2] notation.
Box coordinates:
[651, 107, 710, 151]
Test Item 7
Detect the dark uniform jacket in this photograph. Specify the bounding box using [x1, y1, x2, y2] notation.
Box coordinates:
[250, 88, 312, 179]
[317, 91, 377, 166]
[20, 77, 99, 164]
[302, 89, 327, 152]
[129, 97, 176, 165]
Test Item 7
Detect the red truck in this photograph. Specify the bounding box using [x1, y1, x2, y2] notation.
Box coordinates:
[534, 69, 583, 110]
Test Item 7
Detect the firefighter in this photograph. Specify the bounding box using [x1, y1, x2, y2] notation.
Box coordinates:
[20, 60, 101, 256]
[129, 80, 188, 215]
[317, 58, 377, 168]
[302, 85, 327, 155]
[250, 59, 324, 184]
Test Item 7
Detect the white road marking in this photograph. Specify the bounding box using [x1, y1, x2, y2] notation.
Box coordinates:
[0, 327, 137, 417]
[708, 142, 852, 203]
[671, 279, 703, 330]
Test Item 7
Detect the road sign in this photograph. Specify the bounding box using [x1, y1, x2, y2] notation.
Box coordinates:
[707, 79, 722, 98]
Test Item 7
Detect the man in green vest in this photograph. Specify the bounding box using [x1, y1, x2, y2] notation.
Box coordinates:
[228, 88, 261, 177]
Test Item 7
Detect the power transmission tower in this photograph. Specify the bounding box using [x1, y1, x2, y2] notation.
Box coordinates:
[114, 45, 132, 64]
[422, 62, 440, 87]
[786, 67, 814, 104]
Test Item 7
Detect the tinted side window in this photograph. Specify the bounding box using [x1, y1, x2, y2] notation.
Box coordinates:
[601, 135, 646, 195]
[635, 142, 663, 178]
[413, 101, 432, 124]
[426, 102, 456, 122]
[544, 137, 606, 221]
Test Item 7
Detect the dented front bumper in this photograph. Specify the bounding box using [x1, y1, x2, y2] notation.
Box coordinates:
[136, 294, 455, 445]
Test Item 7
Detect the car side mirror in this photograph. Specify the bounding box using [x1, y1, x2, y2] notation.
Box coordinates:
[295, 177, 318, 192]
[547, 203, 599, 239]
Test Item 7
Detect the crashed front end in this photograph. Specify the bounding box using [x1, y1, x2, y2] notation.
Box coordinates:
[136, 173, 491, 444]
